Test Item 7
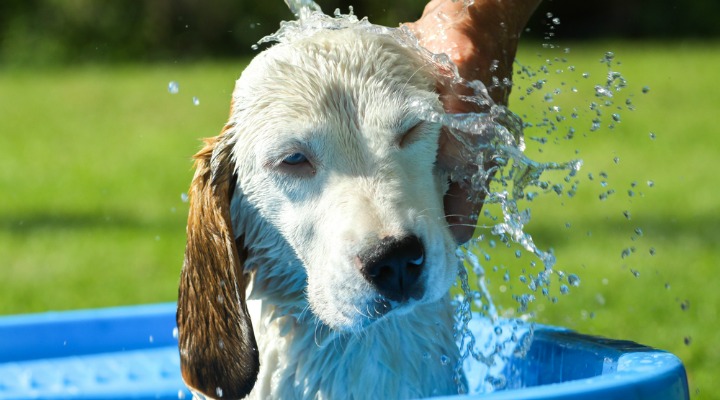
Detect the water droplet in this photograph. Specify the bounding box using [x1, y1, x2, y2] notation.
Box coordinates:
[649, 132, 656, 140]
[552, 17, 561, 25]
[621, 247, 635, 259]
[595, 293, 606, 305]
[684, 336, 692, 346]
[440, 354, 450, 365]
[172, 327, 178, 339]
[582, 72, 590, 79]
[630, 269, 640, 278]
[599, 189, 615, 200]
[611, 113, 621, 123]
[217, 294, 224, 304]
[623, 210, 631, 220]
[560, 284, 569, 294]
[494, 326, 503, 335]
[647, 180, 655, 187]
[568, 274, 581, 287]
[178, 389, 186, 399]
[649, 247, 656, 256]
[181, 192, 189, 202]
[216, 387, 224, 398]
[594, 85, 613, 98]
[642, 86, 650, 94]
[515, 250, 522, 258]
[602, 51, 615, 65]
[422, 351, 430, 360]
[192, 96, 200, 106]
[680, 300, 690, 311]
[251, 44, 259, 51]
[634, 227, 643, 237]
[168, 81, 179, 94]
[613, 156, 620, 164]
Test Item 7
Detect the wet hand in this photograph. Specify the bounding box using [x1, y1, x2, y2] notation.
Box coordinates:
[405, 0, 541, 243]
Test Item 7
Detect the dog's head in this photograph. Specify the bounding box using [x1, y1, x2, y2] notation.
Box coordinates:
[178, 27, 459, 398]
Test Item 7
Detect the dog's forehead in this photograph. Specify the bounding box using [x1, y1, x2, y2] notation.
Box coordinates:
[233, 28, 435, 130]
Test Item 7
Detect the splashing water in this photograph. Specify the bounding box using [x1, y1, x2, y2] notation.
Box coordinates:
[271, 1, 649, 396]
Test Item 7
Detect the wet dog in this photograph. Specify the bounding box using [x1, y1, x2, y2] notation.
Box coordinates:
[177, 25, 460, 399]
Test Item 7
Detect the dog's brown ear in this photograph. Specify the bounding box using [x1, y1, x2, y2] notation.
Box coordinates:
[177, 130, 259, 399]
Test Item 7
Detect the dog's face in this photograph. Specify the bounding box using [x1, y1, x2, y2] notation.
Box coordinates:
[177, 27, 458, 398]
[230, 28, 457, 330]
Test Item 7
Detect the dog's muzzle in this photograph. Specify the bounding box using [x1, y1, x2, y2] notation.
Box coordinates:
[358, 235, 425, 302]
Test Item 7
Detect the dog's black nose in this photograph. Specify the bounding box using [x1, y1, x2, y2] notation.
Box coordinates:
[358, 235, 425, 302]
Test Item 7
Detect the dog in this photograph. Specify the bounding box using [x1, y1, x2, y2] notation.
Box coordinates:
[177, 23, 463, 399]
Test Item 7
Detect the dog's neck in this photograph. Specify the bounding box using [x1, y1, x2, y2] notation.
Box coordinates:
[249, 280, 459, 399]
[232, 197, 459, 398]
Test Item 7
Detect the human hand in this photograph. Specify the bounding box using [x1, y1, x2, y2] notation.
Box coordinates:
[405, 0, 541, 243]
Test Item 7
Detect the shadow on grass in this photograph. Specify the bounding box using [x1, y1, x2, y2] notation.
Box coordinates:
[523, 213, 720, 248]
[0, 212, 183, 234]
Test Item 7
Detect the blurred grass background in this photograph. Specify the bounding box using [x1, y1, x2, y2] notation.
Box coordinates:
[0, 1, 718, 399]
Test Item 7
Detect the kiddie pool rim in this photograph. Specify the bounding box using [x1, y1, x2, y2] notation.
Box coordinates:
[0, 302, 689, 400]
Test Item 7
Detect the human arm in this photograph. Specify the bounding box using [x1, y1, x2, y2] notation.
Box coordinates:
[405, 0, 542, 243]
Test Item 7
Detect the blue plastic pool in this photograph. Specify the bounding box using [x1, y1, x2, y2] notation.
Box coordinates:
[0, 303, 689, 399]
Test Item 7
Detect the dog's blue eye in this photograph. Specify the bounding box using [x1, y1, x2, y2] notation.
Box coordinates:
[282, 152, 308, 165]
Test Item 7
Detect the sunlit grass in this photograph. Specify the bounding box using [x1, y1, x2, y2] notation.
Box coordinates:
[0, 62, 245, 312]
[0, 41, 716, 398]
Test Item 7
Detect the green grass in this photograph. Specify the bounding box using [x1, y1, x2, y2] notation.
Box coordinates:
[0, 62, 243, 310]
[0, 41, 717, 398]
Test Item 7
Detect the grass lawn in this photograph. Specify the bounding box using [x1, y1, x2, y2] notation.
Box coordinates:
[0, 41, 717, 398]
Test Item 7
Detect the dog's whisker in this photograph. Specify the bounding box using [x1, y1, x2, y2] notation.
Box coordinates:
[354, 303, 372, 321]
[416, 206, 443, 217]
[400, 61, 432, 96]
[298, 302, 314, 322]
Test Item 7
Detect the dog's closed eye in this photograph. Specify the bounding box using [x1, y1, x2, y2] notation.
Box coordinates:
[398, 121, 428, 148]
[279, 151, 315, 176]
[283, 152, 309, 165]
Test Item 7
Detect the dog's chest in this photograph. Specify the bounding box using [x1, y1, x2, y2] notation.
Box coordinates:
[248, 300, 459, 399]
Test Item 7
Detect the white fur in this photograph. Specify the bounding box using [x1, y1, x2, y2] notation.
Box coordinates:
[224, 27, 460, 399]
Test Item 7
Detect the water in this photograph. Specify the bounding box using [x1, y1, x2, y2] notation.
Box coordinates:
[270, 0, 651, 396]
